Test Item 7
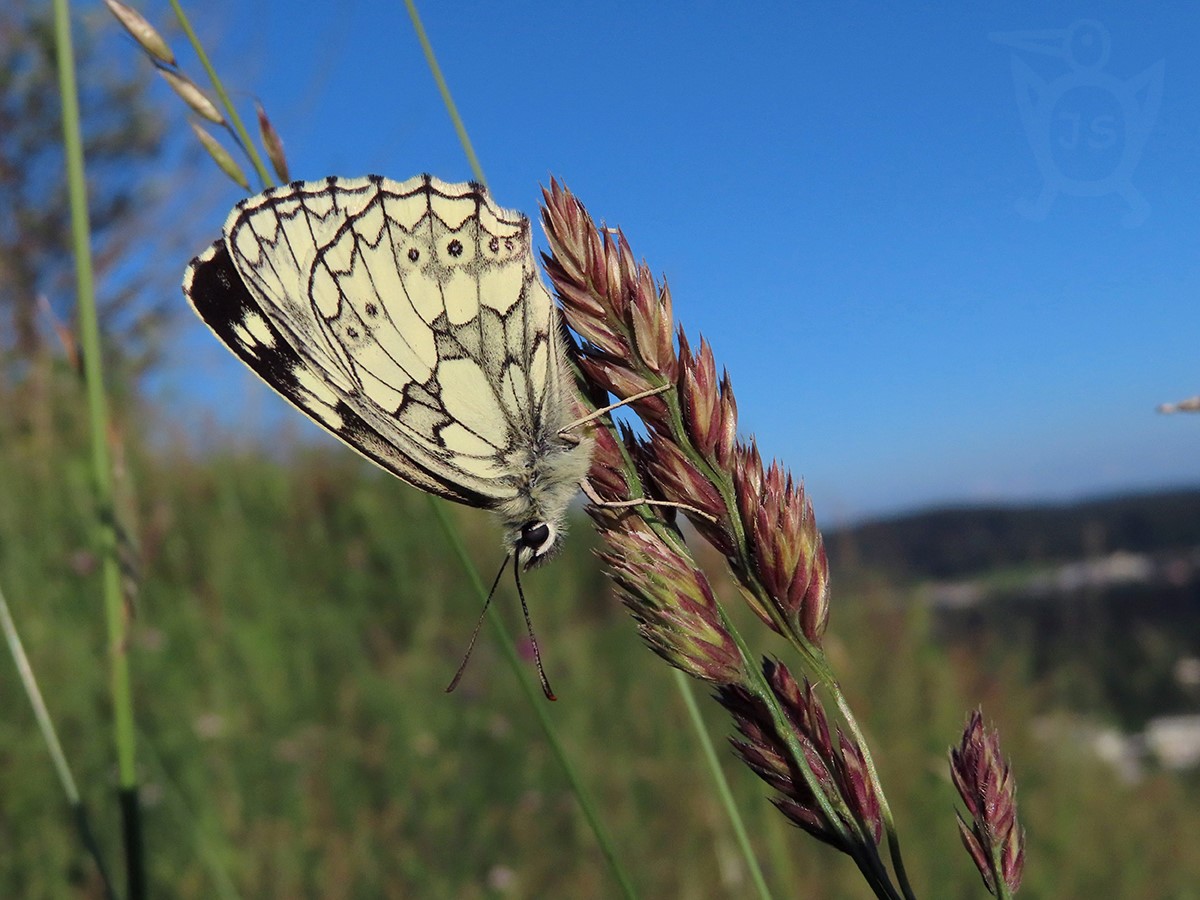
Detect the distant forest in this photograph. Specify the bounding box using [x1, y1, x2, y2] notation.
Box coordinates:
[826, 487, 1200, 579]
[826, 488, 1200, 729]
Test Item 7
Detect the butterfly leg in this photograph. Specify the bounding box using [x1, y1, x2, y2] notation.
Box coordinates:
[560, 383, 673, 434]
[580, 478, 720, 524]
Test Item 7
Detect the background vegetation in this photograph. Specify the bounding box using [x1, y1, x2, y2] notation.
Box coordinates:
[3, 371, 1200, 897]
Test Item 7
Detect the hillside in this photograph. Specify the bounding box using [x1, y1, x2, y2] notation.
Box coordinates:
[825, 487, 1200, 733]
[826, 487, 1200, 580]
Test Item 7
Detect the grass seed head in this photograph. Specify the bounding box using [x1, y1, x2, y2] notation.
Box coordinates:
[733, 443, 829, 645]
[256, 102, 290, 184]
[950, 709, 1026, 895]
[601, 528, 743, 685]
[104, 0, 175, 66]
[719, 661, 884, 851]
[158, 67, 223, 124]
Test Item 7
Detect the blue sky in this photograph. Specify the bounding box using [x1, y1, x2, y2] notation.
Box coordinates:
[144, 1, 1200, 523]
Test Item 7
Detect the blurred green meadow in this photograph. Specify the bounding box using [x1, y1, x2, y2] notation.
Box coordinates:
[3, 374, 1200, 898]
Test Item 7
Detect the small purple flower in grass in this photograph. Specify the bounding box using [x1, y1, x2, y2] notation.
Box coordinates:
[950, 709, 1026, 896]
[516, 636, 540, 666]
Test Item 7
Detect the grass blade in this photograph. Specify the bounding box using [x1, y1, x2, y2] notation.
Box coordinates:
[402, 0, 487, 186]
[674, 670, 774, 900]
[0, 580, 118, 899]
[51, 0, 142, 894]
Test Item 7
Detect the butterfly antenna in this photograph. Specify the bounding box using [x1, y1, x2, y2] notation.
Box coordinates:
[514, 561, 557, 701]
[446, 554, 509, 694]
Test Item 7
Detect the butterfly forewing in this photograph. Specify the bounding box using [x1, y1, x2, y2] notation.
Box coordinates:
[183, 174, 567, 510]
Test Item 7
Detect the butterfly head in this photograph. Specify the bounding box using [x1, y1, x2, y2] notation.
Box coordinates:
[514, 520, 561, 571]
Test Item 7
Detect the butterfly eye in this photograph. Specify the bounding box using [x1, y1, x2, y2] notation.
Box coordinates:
[519, 522, 551, 551]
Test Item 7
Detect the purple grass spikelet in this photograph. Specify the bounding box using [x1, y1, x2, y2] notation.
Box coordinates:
[950, 709, 1026, 895]
[733, 445, 830, 645]
[601, 526, 744, 685]
[718, 660, 883, 851]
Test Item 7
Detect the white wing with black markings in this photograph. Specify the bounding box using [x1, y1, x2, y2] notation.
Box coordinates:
[183, 174, 573, 511]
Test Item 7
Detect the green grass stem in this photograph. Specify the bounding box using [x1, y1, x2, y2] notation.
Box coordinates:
[168, 0, 272, 189]
[403, 0, 487, 187]
[675, 670, 774, 900]
[52, 0, 143, 895]
[428, 498, 640, 899]
[0, 581, 80, 805]
[0, 580, 117, 899]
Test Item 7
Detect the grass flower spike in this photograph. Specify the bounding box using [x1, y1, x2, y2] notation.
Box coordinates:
[601, 512, 744, 685]
[950, 710, 1026, 897]
[718, 660, 883, 852]
[541, 180, 829, 654]
[733, 443, 830, 644]
[255, 102, 291, 184]
[541, 180, 921, 897]
[104, 0, 176, 65]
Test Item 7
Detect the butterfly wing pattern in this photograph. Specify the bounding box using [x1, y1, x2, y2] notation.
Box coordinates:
[184, 174, 594, 566]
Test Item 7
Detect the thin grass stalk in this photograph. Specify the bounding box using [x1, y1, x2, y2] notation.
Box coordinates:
[0, 581, 117, 899]
[428, 499, 639, 899]
[674, 671, 773, 900]
[51, 1, 144, 896]
[167, 0, 272, 189]
[830, 684, 917, 900]
[402, 0, 487, 187]
[399, 3, 653, 892]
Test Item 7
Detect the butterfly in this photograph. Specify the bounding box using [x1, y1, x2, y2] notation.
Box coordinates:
[183, 174, 597, 698]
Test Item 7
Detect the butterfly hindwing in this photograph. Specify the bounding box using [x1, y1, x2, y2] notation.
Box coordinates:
[185, 170, 600, 595]
[184, 174, 577, 509]
[184, 237, 498, 506]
